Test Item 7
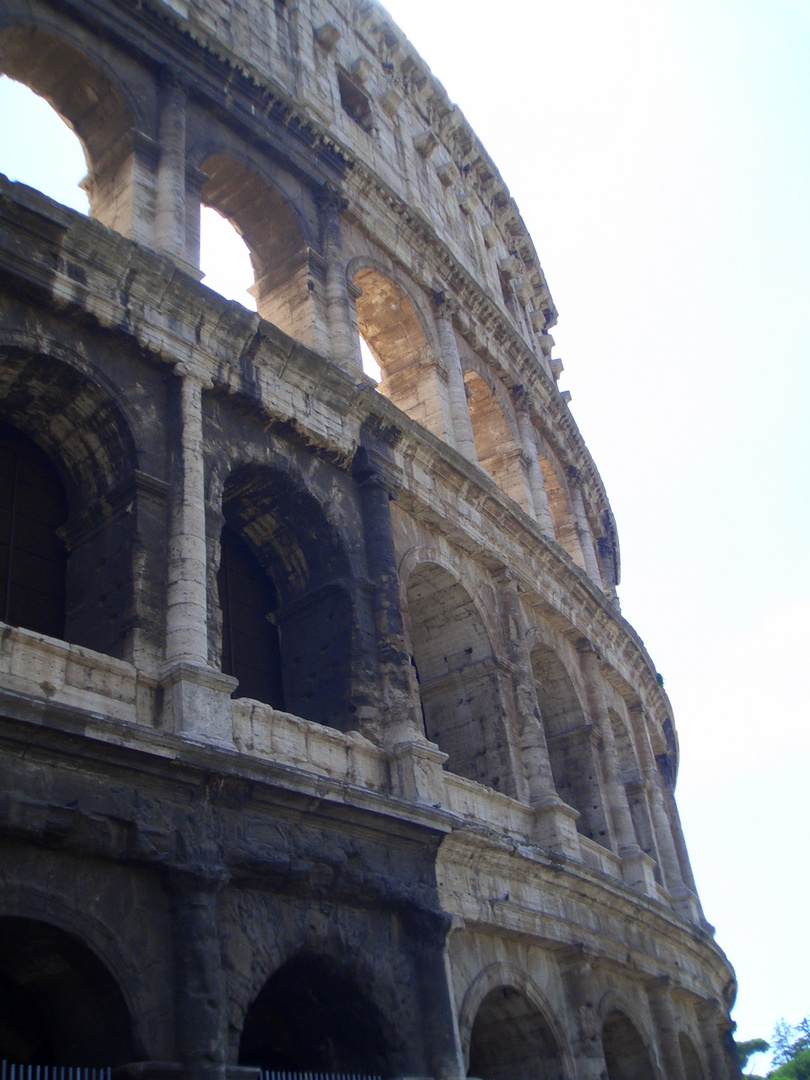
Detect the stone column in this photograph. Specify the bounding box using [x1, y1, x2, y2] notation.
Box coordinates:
[698, 1001, 735, 1080]
[318, 192, 362, 373]
[163, 362, 236, 743]
[576, 641, 648, 888]
[403, 907, 465, 1080]
[558, 948, 607, 1080]
[433, 295, 477, 462]
[497, 574, 580, 855]
[166, 363, 210, 667]
[627, 702, 686, 897]
[156, 74, 190, 266]
[647, 978, 687, 1080]
[566, 467, 602, 585]
[510, 386, 554, 535]
[168, 871, 229, 1080]
[353, 434, 447, 802]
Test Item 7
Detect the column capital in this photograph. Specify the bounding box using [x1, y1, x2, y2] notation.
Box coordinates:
[315, 186, 349, 217]
[432, 289, 459, 321]
[174, 358, 213, 390]
[509, 382, 533, 414]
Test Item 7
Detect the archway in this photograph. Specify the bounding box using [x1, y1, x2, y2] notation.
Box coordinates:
[238, 953, 391, 1075]
[463, 372, 529, 511]
[0, 75, 88, 213]
[530, 641, 610, 846]
[467, 986, 564, 1080]
[601, 1011, 656, 1080]
[0, 917, 139, 1067]
[0, 348, 138, 659]
[220, 465, 353, 728]
[353, 268, 448, 440]
[679, 1033, 706, 1080]
[406, 562, 513, 793]
[537, 452, 584, 567]
[0, 25, 135, 234]
[0, 423, 68, 639]
[200, 154, 310, 340]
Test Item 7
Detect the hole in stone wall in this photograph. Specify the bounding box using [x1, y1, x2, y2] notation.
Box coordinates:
[337, 70, 373, 132]
[601, 1011, 655, 1080]
[0, 76, 89, 213]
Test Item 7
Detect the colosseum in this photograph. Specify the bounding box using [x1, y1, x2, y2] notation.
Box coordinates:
[0, 0, 738, 1077]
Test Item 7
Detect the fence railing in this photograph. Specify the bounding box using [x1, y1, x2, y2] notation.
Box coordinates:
[260, 1071, 382, 1080]
[2, 1064, 111, 1080]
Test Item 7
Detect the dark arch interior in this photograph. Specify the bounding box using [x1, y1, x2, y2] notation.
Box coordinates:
[218, 523, 284, 709]
[0, 422, 68, 638]
[679, 1032, 706, 1080]
[220, 467, 354, 728]
[0, 917, 139, 1067]
[238, 954, 390, 1075]
[468, 986, 564, 1080]
[601, 1011, 655, 1080]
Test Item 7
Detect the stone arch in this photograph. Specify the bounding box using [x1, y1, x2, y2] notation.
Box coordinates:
[609, 706, 661, 877]
[0, 22, 139, 235]
[458, 963, 571, 1080]
[199, 152, 314, 340]
[0, 914, 144, 1067]
[0, 341, 141, 658]
[601, 1009, 660, 1080]
[529, 638, 611, 847]
[352, 263, 450, 441]
[218, 462, 355, 728]
[536, 445, 585, 567]
[463, 369, 530, 512]
[679, 1031, 707, 1080]
[405, 559, 516, 793]
[237, 951, 398, 1076]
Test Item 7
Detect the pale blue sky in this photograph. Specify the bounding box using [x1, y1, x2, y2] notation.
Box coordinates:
[1, 0, 808, 1066]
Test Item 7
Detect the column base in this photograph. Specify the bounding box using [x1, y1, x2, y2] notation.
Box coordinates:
[390, 739, 448, 806]
[161, 661, 238, 746]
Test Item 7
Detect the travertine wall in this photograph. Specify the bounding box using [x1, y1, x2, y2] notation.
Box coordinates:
[0, 1, 737, 1078]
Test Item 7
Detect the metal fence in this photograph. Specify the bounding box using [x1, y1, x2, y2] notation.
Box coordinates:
[1, 1064, 111, 1080]
[260, 1072, 381, 1080]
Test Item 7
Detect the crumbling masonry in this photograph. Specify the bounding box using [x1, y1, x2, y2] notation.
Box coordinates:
[0, 1, 738, 1078]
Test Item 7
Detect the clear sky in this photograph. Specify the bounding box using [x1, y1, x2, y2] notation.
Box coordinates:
[1, 0, 808, 1067]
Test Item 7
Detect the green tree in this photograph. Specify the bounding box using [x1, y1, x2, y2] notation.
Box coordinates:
[738, 1038, 770, 1071]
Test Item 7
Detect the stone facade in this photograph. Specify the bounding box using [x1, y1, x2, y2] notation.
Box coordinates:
[0, 1, 737, 1078]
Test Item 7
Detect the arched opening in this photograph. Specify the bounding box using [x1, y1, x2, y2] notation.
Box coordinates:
[530, 642, 610, 847]
[220, 466, 353, 729]
[0, 350, 138, 659]
[0, 423, 68, 639]
[407, 562, 513, 792]
[218, 522, 284, 709]
[0, 75, 88, 213]
[238, 953, 391, 1075]
[610, 708, 661, 879]
[467, 986, 564, 1080]
[200, 154, 311, 341]
[601, 1011, 656, 1080]
[537, 452, 584, 567]
[353, 268, 448, 440]
[463, 372, 530, 511]
[679, 1033, 706, 1080]
[200, 205, 257, 309]
[0, 26, 135, 234]
[0, 917, 139, 1067]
